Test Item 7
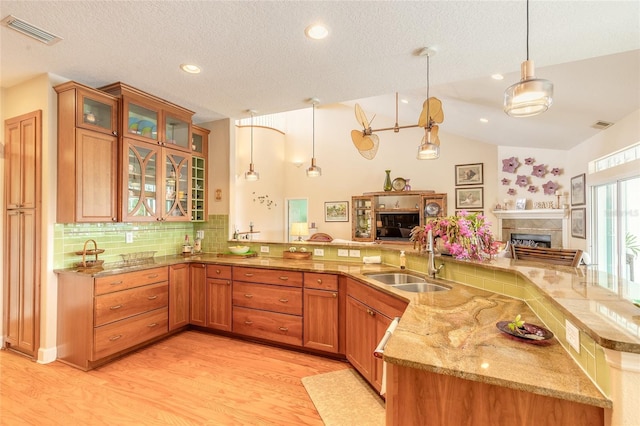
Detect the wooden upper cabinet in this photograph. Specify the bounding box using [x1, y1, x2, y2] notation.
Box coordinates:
[191, 125, 209, 158]
[5, 111, 41, 210]
[100, 82, 194, 153]
[55, 82, 119, 223]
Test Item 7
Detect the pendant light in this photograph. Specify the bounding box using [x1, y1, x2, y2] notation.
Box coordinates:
[244, 110, 259, 181]
[306, 98, 322, 177]
[417, 48, 440, 160]
[504, 0, 553, 117]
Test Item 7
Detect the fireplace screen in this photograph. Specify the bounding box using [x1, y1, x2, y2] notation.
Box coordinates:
[510, 233, 552, 248]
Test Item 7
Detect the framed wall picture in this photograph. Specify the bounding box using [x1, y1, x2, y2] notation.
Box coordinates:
[324, 201, 349, 222]
[571, 208, 586, 239]
[571, 173, 586, 206]
[455, 187, 484, 210]
[455, 163, 484, 186]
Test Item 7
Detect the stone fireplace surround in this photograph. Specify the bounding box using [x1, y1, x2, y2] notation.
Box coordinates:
[492, 209, 569, 248]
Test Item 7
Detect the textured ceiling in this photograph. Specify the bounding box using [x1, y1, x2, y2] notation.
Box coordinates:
[1, 1, 639, 150]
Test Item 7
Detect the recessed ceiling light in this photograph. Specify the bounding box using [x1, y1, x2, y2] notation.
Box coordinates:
[305, 23, 328, 40]
[180, 64, 201, 74]
[491, 74, 504, 81]
[480, 118, 489, 123]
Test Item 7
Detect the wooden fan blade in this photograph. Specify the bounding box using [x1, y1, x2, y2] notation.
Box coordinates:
[351, 129, 374, 151]
[354, 103, 369, 128]
[358, 133, 379, 160]
[431, 125, 440, 146]
[418, 97, 444, 126]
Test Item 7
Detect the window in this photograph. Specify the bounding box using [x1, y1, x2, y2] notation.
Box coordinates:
[592, 176, 640, 303]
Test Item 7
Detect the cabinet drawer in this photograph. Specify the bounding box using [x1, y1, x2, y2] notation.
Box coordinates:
[304, 273, 338, 291]
[95, 282, 168, 327]
[92, 307, 168, 360]
[233, 282, 302, 315]
[95, 267, 168, 295]
[207, 264, 232, 279]
[233, 267, 302, 287]
[233, 306, 302, 346]
[347, 279, 408, 318]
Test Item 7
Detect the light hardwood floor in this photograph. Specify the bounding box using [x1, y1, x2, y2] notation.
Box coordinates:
[0, 330, 351, 425]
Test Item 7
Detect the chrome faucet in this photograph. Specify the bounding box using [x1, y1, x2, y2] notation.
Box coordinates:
[426, 230, 443, 278]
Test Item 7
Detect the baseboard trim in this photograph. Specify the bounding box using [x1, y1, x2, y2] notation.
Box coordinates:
[38, 346, 57, 364]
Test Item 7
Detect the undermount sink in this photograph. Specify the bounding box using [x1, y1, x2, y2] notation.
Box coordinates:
[364, 272, 450, 293]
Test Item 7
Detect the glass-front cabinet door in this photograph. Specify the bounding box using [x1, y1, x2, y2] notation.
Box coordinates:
[163, 113, 190, 151]
[124, 140, 159, 221]
[164, 150, 190, 221]
[124, 98, 159, 143]
[76, 88, 117, 135]
[352, 195, 375, 242]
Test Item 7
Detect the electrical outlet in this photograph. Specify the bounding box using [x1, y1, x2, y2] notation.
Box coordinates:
[349, 249, 361, 258]
[566, 319, 580, 353]
[260, 246, 270, 253]
[196, 230, 204, 239]
[314, 248, 324, 256]
[338, 249, 349, 257]
[125, 232, 133, 244]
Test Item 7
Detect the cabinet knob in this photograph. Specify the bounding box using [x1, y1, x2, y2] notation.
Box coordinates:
[215, 269, 221, 274]
[317, 279, 322, 284]
[367, 309, 375, 317]
[111, 217, 117, 222]
[332, 293, 337, 298]
[112, 131, 118, 136]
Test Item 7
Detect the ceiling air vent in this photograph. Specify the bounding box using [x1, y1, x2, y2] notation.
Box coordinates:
[1, 15, 62, 45]
[591, 120, 613, 130]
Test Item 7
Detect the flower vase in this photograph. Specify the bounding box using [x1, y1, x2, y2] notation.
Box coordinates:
[383, 170, 392, 192]
[404, 179, 411, 191]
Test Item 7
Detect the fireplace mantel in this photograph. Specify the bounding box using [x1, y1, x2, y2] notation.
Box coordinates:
[492, 208, 570, 247]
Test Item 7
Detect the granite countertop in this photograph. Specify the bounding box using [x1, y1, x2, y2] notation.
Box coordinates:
[55, 252, 612, 408]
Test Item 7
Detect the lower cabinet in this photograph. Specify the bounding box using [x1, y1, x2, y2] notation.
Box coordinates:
[169, 263, 190, 331]
[303, 272, 341, 354]
[232, 266, 303, 346]
[206, 265, 232, 331]
[57, 267, 169, 370]
[345, 278, 408, 392]
[189, 263, 206, 326]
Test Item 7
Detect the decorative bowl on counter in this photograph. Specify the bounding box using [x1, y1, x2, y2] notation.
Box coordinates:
[228, 246, 250, 254]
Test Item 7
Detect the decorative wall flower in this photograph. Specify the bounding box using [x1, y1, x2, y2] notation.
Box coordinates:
[531, 164, 547, 178]
[542, 181, 559, 195]
[528, 185, 538, 193]
[501, 178, 510, 185]
[516, 175, 528, 187]
[507, 188, 516, 195]
[524, 157, 535, 165]
[502, 157, 520, 173]
[551, 167, 561, 176]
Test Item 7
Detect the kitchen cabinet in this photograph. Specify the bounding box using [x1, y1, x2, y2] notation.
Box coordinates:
[345, 278, 407, 392]
[3, 110, 41, 359]
[232, 267, 303, 346]
[191, 125, 209, 221]
[122, 138, 191, 221]
[57, 267, 169, 370]
[190, 263, 207, 327]
[351, 191, 446, 243]
[303, 273, 341, 354]
[100, 82, 193, 153]
[169, 263, 190, 331]
[206, 265, 232, 331]
[55, 81, 119, 223]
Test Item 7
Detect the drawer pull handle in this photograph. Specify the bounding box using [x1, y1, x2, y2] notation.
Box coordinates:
[110, 305, 122, 310]
[279, 276, 289, 281]
[147, 323, 158, 328]
[279, 298, 289, 303]
[244, 273, 254, 277]
[244, 294, 253, 298]
[244, 320, 253, 325]
[109, 334, 123, 341]
[147, 295, 158, 300]
[278, 327, 289, 332]
[148, 274, 159, 278]
[110, 280, 124, 286]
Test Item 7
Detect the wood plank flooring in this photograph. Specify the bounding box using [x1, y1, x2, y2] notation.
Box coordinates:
[0, 330, 351, 425]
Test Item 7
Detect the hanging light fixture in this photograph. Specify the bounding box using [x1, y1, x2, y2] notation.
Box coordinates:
[244, 110, 259, 181]
[306, 98, 322, 177]
[417, 47, 440, 160]
[504, 0, 553, 117]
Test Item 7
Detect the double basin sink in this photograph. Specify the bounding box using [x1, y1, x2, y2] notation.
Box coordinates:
[364, 272, 450, 293]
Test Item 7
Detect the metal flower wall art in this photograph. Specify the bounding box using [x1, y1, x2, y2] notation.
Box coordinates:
[531, 164, 547, 178]
[524, 157, 535, 165]
[528, 185, 538, 193]
[516, 175, 529, 187]
[551, 167, 561, 176]
[542, 180, 559, 195]
[500, 155, 564, 201]
[502, 157, 520, 173]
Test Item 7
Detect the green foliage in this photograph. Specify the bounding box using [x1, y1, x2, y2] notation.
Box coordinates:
[508, 314, 525, 334]
[625, 232, 640, 257]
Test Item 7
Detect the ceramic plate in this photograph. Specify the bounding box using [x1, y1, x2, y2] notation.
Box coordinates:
[392, 177, 406, 191]
[424, 202, 440, 217]
[496, 321, 554, 341]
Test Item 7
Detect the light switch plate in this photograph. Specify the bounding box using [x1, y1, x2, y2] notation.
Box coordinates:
[125, 232, 133, 244]
[196, 230, 204, 239]
[338, 249, 349, 257]
[314, 248, 324, 256]
[260, 246, 270, 253]
[565, 319, 580, 353]
[349, 249, 361, 258]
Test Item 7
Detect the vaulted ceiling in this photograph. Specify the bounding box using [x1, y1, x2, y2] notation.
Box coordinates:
[1, 1, 638, 150]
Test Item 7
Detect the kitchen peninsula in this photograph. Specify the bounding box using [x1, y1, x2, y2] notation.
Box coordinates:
[54, 240, 640, 425]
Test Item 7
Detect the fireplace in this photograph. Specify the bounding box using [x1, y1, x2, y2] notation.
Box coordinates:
[492, 209, 569, 248]
[510, 233, 552, 248]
